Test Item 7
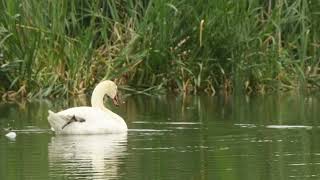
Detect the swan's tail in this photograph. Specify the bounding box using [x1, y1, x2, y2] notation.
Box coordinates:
[48, 110, 66, 133]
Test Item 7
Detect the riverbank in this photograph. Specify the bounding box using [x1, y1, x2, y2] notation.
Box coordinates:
[1, 0, 320, 98]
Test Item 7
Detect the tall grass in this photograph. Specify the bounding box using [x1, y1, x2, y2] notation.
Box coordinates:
[1, 0, 320, 98]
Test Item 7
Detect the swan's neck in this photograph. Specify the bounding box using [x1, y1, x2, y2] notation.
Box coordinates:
[91, 91, 105, 110]
[91, 82, 110, 111]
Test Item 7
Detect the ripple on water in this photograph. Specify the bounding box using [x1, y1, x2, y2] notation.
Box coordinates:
[128, 129, 172, 132]
[234, 124, 314, 130]
[132, 121, 201, 125]
[234, 123, 257, 128]
[266, 125, 313, 130]
[12, 127, 52, 134]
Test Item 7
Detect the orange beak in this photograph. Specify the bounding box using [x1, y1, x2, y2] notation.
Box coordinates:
[112, 94, 120, 107]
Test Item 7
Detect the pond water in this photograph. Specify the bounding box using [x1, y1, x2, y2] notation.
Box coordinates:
[1, 94, 320, 179]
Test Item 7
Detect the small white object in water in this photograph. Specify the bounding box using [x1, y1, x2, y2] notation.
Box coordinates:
[51, 127, 55, 132]
[5, 132, 16, 139]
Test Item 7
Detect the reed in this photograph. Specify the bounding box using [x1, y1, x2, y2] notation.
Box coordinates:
[1, 0, 320, 98]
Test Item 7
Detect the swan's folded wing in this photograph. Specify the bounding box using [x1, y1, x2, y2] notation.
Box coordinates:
[48, 106, 126, 134]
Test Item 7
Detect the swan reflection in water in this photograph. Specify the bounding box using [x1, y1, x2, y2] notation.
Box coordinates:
[48, 133, 127, 179]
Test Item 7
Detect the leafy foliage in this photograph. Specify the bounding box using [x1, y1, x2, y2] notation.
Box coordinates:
[1, 0, 320, 98]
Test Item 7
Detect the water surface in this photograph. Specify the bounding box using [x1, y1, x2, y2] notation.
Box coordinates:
[1, 94, 320, 179]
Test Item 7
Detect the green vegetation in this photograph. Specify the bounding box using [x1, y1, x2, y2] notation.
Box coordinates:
[1, 0, 320, 98]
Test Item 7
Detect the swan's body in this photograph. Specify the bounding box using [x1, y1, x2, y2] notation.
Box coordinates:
[48, 80, 127, 134]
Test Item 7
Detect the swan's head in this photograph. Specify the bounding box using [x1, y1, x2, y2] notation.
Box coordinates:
[91, 80, 120, 107]
[103, 80, 120, 106]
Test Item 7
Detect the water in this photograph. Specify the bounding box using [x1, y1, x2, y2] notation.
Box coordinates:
[1, 94, 320, 179]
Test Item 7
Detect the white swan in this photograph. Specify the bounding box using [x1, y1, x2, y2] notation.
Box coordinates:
[48, 80, 127, 134]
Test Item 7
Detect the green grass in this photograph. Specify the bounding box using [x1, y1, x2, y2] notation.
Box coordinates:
[1, 0, 320, 99]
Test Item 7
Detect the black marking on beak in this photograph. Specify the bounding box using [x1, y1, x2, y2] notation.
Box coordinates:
[112, 94, 120, 107]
